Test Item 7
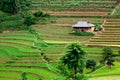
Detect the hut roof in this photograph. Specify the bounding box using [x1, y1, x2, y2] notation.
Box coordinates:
[72, 21, 95, 28]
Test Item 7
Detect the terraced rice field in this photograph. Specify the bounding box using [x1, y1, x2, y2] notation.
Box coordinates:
[0, 32, 63, 80]
[0, 31, 120, 80]
[0, 0, 120, 80]
[34, 17, 103, 43]
[32, 0, 118, 18]
[88, 17, 120, 47]
[32, 0, 117, 12]
[89, 62, 120, 80]
[44, 11, 109, 17]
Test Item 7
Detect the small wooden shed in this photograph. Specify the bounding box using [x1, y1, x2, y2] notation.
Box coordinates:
[72, 21, 95, 32]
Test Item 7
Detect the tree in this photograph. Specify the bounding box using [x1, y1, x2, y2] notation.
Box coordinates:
[21, 72, 27, 80]
[102, 47, 113, 62]
[101, 47, 115, 68]
[86, 60, 96, 71]
[0, 0, 19, 14]
[19, 0, 31, 17]
[24, 11, 36, 26]
[28, 27, 40, 48]
[60, 0, 65, 6]
[0, 0, 31, 14]
[106, 57, 115, 68]
[61, 43, 86, 78]
[118, 50, 120, 55]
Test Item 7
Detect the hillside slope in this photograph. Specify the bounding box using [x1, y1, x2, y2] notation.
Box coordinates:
[88, 17, 120, 47]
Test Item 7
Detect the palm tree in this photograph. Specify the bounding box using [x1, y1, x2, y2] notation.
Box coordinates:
[61, 43, 86, 76]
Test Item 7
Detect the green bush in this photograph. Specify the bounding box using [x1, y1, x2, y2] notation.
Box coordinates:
[41, 13, 50, 18]
[51, 20, 56, 23]
[24, 11, 37, 26]
[0, 14, 22, 22]
[33, 11, 43, 17]
[93, 23, 102, 31]
[0, 11, 24, 31]
[0, 26, 4, 33]
[33, 11, 50, 18]
[0, 11, 10, 18]
[72, 30, 94, 36]
[74, 74, 88, 80]
[6, 60, 15, 64]
[118, 50, 120, 55]
[0, 20, 23, 30]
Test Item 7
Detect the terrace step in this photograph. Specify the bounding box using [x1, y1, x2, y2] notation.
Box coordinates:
[89, 42, 120, 44]
[0, 76, 20, 80]
[104, 31, 120, 33]
[91, 37, 120, 40]
[106, 19, 120, 22]
[103, 25, 120, 27]
[104, 28, 120, 31]
[46, 11, 108, 17]
[103, 30, 120, 32]
[0, 70, 44, 79]
[87, 44, 120, 49]
[100, 33, 120, 35]
[101, 32, 120, 34]
[88, 17, 120, 47]
[90, 40, 120, 42]
[104, 22, 120, 25]
[97, 35, 120, 37]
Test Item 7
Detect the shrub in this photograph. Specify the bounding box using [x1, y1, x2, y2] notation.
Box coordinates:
[93, 23, 102, 31]
[0, 26, 3, 33]
[102, 47, 113, 57]
[0, 14, 21, 22]
[118, 50, 120, 55]
[101, 47, 115, 68]
[41, 13, 50, 18]
[86, 60, 96, 71]
[21, 72, 27, 80]
[0, 11, 10, 18]
[24, 11, 37, 26]
[74, 73, 88, 80]
[51, 20, 56, 23]
[72, 30, 94, 36]
[6, 60, 15, 64]
[0, 20, 23, 30]
[33, 11, 43, 17]
[34, 11, 50, 18]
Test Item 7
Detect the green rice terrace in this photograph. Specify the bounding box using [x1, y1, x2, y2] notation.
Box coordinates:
[0, 0, 120, 80]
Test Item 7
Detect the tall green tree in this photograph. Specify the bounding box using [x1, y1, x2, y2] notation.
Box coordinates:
[0, 0, 19, 14]
[118, 50, 120, 55]
[21, 72, 27, 80]
[61, 43, 86, 77]
[101, 47, 115, 68]
[0, 0, 31, 14]
[19, 0, 31, 17]
[106, 57, 114, 68]
[102, 47, 113, 61]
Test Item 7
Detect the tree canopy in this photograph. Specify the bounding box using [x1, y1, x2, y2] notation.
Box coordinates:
[61, 43, 86, 76]
[0, 0, 31, 14]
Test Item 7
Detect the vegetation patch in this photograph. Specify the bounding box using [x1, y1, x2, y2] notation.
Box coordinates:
[72, 31, 94, 36]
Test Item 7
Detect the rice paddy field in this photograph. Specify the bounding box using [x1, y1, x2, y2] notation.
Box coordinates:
[0, 0, 120, 80]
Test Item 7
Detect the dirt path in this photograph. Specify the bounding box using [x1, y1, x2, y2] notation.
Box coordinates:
[89, 76, 120, 80]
